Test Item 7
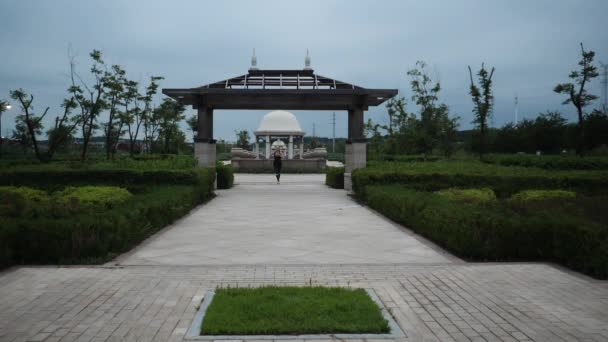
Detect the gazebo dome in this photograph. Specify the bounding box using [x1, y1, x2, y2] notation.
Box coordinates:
[255, 110, 304, 136]
[271, 140, 286, 148]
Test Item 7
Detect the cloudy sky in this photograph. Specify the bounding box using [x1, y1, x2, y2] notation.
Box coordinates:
[1, 0, 607, 141]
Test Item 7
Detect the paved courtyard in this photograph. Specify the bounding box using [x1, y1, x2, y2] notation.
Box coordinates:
[116, 174, 454, 266]
[1, 174, 607, 342]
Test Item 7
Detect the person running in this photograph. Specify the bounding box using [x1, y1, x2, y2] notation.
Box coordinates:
[273, 149, 283, 183]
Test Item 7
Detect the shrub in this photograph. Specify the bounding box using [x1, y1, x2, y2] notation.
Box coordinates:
[364, 185, 608, 279]
[325, 167, 344, 189]
[510, 189, 576, 202]
[54, 186, 132, 213]
[0, 167, 216, 268]
[0, 168, 212, 190]
[0, 186, 50, 218]
[216, 162, 234, 189]
[436, 188, 496, 202]
[0, 183, 215, 267]
[482, 154, 608, 170]
[352, 160, 608, 199]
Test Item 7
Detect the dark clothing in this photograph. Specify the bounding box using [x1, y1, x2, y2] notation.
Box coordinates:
[273, 154, 282, 181]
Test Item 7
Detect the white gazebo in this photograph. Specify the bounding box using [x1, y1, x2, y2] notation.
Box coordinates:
[254, 110, 305, 159]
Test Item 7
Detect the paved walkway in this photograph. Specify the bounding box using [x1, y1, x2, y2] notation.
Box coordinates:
[116, 174, 454, 266]
[1, 174, 607, 342]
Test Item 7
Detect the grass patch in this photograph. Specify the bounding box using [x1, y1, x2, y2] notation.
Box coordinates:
[201, 287, 389, 335]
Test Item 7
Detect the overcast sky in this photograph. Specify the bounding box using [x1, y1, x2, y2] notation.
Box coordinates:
[1, 0, 607, 141]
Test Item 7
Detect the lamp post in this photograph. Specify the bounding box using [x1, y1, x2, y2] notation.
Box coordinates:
[0, 102, 10, 159]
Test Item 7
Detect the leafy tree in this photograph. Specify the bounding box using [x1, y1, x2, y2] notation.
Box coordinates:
[235, 130, 251, 149]
[407, 61, 460, 157]
[141, 77, 164, 153]
[0, 100, 8, 157]
[468, 63, 495, 158]
[186, 114, 198, 141]
[584, 110, 608, 151]
[554, 43, 599, 155]
[154, 98, 185, 153]
[45, 97, 79, 160]
[102, 64, 127, 159]
[68, 50, 108, 161]
[10, 89, 48, 161]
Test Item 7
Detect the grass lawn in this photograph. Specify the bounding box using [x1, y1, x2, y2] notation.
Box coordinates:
[200, 286, 390, 335]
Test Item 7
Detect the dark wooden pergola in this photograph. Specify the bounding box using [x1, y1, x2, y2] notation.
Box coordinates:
[163, 67, 397, 188]
[163, 68, 397, 143]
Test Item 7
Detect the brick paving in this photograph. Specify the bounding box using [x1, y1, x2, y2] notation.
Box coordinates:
[1, 175, 607, 341]
[1, 264, 607, 342]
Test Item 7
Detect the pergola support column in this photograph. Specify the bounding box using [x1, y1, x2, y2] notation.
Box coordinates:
[265, 135, 270, 158]
[288, 135, 294, 159]
[344, 107, 367, 191]
[194, 104, 216, 167]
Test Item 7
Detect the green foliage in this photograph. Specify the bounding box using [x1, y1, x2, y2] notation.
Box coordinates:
[55, 186, 132, 212]
[468, 63, 495, 157]
[235, 130, 251, 150]
[482, 154, 608, 170]
[0, 186, 50, 217]
[436, 188, 496, 202]
[154, 98, 186, 154]
[0, 167, 215, 268]
[216, 163, 234, 189]
[554, 43, 599, 155]
[352, 160, 608, 199]
[201, 287, 389, 335]
[364, 185, 608, 279]
[510, 190, 576, 202]
[325, 167, 344, 189]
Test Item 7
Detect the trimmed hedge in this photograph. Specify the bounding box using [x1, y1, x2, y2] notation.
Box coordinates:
[325, 167, 344, 189]
[482, 154, 608, 170]
[0, 168, 211, 190]
[216, 162, 234, 189]
[436, 187, 496, 202]
[352, 161, 608, 199]
[364, 185, 608, 279]
[0, 167, 216, 268]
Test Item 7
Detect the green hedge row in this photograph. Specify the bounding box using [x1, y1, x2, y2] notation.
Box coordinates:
[325, 167, 344, 189]
[352, 161, 608, 199]
[482, 154, 608, 170]
[216, 162, 234, 189]
[364, 185, 608, 279]
[0, 168, 211, 190]
[0, 168, 216, 268]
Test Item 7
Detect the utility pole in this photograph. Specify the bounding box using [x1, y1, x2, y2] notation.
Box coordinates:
[331, 112, 336, 153]
[601, 62, 608, 114]
[515, 95, 519, 124]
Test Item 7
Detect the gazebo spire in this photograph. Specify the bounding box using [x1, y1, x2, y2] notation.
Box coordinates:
[304, 49, 311, 70]
[250, 48, 258, 71]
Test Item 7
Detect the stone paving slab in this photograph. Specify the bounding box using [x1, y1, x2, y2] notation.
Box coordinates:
[0, 264, 607, 342]
[116, 174, 455, 266]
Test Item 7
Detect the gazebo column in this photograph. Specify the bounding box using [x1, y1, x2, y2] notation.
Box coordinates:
[265, 135, 270, 159]
[254, 137, 259, 159]
[299, 136, 304, 159]
[288, 135, 294, 159]
[194, 103, 216, 167]
[344, 107, 366, 191]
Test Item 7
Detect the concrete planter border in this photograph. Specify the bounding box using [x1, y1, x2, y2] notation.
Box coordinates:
[185, 288, 405, 340]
